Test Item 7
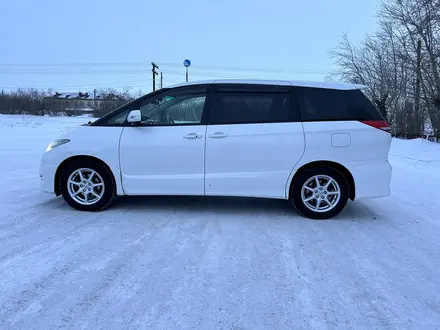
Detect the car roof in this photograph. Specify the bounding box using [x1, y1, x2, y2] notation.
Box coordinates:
[169, 79, 367, 90]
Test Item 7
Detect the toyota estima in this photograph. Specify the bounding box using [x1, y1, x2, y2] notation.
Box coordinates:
[39, 79, 392, 219]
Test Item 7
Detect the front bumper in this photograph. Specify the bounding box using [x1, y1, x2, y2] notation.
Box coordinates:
[39, 147, 65, 194]
[39, 162, 57, 194]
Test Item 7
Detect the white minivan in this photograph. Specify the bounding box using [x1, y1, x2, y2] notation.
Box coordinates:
[40, 79, 392, 219]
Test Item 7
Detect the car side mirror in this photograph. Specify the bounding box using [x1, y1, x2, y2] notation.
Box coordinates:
[127, 110, 141, 124]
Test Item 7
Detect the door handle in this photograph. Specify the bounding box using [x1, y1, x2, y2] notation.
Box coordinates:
[208, 132, 228, 138]
[183, 133, 203, 139]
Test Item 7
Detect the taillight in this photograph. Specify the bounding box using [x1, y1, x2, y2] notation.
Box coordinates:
[360, 120, 391, 132]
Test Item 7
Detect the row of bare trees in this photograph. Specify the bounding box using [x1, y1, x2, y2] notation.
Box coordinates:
[0, 88, 140, 118]
[0, 89, 46, 115]
[330, 0, 440, 138]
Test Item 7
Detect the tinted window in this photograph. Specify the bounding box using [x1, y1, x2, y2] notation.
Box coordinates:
[294, 87, 383, 121]
[210, 92, 293, 125]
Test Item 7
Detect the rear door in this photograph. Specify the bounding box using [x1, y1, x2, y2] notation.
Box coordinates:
[204, 83, 305, 199]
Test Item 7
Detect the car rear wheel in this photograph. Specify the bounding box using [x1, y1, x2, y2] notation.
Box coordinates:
[290, 165, 350, 219]
[59, 159, 116, 211]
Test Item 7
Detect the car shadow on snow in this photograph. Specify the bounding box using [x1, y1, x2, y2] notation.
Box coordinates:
[112, 195, 292, 215]
[109, 195, 374, 220]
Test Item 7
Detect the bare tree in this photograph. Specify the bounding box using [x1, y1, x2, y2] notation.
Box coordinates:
[0, 88, 44, 115]
[330, 0, 440, 138]
[93, 87, 134, 118]
[380, 0, 440, 135]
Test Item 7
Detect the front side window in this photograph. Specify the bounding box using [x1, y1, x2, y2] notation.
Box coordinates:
[139, 94, 206, 125]
[95, 87, 207, 126]
[209, 92, 292, 125]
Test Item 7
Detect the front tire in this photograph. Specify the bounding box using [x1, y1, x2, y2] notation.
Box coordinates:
[59, 159, 116, 211]
[290, 165, 350, 219]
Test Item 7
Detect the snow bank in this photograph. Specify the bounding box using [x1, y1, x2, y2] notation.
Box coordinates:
[391, 138, 440, 161]
[0, 114, 94, 136]
[390, 138, 440, 177]
[0, 114, 93, 128]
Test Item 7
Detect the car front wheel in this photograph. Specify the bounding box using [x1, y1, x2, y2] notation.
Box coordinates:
[290, 165, 350, 219]
[59, 159, 116, 211]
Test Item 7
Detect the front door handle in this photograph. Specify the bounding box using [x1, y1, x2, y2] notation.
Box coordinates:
[183, 133, 203, 139]
[208, 132, 228, 138]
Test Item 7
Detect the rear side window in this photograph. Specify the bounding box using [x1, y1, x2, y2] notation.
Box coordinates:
[209, 92, 293, 125]
[294, 87, 383, 121]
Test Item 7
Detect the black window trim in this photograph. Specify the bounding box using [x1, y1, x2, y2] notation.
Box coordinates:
[92, 84, 213, 127]
[213, 83, 291, 93]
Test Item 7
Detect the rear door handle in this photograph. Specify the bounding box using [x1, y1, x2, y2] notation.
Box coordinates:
[183, 133, 203, 139]
[208, 132, 228, 138]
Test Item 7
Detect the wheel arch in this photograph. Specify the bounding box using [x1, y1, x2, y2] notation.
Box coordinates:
[54, 155, 120, 196]
[288, 160, 355, 201]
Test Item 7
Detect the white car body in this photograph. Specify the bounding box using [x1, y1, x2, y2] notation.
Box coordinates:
[40, 79, 392, 218]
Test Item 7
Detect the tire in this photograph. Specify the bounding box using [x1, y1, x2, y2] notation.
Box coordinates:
[290, 165, 350, 220]
[59, 158, 116, 211]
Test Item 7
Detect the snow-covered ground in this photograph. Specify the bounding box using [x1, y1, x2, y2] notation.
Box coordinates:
[1, 114, 440, 329]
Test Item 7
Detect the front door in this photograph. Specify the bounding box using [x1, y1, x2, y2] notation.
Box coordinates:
[119, 86, 209, 195]
[205, 84, 305, 199]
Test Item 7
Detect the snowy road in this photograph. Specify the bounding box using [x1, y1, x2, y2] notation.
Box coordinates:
[1, 115, 440, 329]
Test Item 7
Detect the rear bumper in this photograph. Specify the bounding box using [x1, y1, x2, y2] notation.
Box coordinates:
[348, 158, 392, 200]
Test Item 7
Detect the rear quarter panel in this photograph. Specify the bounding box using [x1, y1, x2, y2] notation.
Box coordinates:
[285, 121, 392, 199]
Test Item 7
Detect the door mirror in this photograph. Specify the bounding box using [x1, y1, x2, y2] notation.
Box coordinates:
[127, 110, 141, 123]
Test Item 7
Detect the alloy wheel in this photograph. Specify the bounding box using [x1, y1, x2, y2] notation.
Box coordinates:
[67, 168, 105, 205]
[301, 175, 341, 213]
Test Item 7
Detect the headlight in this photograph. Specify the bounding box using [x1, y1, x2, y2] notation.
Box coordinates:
[46, 139, 70, 152]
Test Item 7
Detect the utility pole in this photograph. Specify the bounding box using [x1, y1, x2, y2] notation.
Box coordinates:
[151, 62, 159, 91]
[415, 39, 422, 134]
[93, 88, 97, 112]
[160, 72, 163, 89]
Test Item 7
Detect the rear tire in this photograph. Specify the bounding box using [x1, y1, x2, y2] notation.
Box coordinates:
[59, 159, 116, 211]
[290, 165, 349, 219]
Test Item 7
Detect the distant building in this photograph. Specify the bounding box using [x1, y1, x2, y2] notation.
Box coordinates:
[43, 91, 105, 115]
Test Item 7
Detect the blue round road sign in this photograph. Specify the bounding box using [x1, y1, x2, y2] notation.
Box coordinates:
[183, 59, 191, 67]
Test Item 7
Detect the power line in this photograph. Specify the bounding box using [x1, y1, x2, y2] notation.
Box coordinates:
[0, 61, 152, 68]
[0, 70, 327, 80]
[0, 61, 329, 75]
[0, 71, 156, 75]
[0, 69, 328, 76]
[0, 60, 330, 92]
[157, 61, 328, 75]
[0, 81, 154, 91]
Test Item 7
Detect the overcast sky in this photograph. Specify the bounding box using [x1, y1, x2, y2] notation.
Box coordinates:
[0, 0, 378, 93]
